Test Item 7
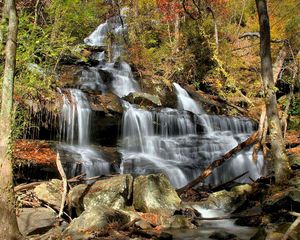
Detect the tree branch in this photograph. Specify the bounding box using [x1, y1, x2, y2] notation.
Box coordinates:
[177, 131, 259, 195]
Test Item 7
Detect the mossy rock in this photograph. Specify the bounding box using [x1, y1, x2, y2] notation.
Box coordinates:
[133, 173, 181, 216]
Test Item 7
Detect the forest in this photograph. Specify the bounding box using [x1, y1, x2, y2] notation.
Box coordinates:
[0, 0, 299, 239]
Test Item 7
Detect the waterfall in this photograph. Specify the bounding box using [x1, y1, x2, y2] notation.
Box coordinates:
[60, 89, 91, 145]
[173, 83, 203, 114]
[120, 84, 263, 188]
[57, 11, 263, 187]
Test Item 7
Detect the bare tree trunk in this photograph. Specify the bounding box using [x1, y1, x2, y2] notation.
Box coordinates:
[0, 1, 9, 53]
[174, 13, 180, 52]
[273, 45, 289, 83]
[0, 0, 22, 239]
[255, 0, 291, 183]
[206, 6, 219, 54]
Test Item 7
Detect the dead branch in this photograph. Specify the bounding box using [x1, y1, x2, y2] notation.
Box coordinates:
[56, 152, 68, 218]
[119, 218, 141, 231]
[211, 171, 249, 192]
[14, 181, 44, 192]
[282, 212, 300, 240]
[177, 131, 258, 195]
[253, 104, 266, 162]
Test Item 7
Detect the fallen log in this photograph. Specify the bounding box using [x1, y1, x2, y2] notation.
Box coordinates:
[177, 131, 258, 195]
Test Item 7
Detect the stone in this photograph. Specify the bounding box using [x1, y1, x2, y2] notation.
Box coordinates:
[87, 92, 123, 114]
[63, 206, 130, 240]
[262, 187, 300, 212]
[197, 190, 239, 212]
[34, 179, 62, 209]
[69, 174, 133, 213]
[123, 92, 162, 107]
[161, 215, 196, 229]
[133, 173, 181, 216]
[209, 231, 239, 240]
[231, 184, 252, 195]
[139, 77, 177, 108]
[265, 232, 284, 240]
[17, 208, 57, 236]
[289, 154, 300, 169]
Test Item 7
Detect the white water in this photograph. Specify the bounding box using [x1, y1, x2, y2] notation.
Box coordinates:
[60, 89, 91, 146]
[174, 83, 203, 114]
[102, 61, 140, 97]
[59, 11, 263, 187]
[167, 206, 257, 240]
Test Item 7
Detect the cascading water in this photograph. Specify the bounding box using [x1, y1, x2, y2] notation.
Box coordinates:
[58, 9, 262, 187]
[58, 86, 110, 178]
[120, 85, 263, 188]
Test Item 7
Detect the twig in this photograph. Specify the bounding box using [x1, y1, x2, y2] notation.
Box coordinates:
[211, 171, 249, 191]
[119, 218, 141, 231]
[56, 152, 68, 218]
[282, 212, 300, 240]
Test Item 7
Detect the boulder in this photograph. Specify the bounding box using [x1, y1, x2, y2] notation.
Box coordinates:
[69, 174, 133, 213]
[262, 187, 300, 213]
[87, 92, 123, 114]
[17, 208, 57, 236]
[197, 190, 239, 212]
[34, 179, 62, 209]
[231, 184, 252, 195]
[161, 215, 196, 229]
[289, 154, 300, 170]
[133, 173, 181, 216]
[139, 77, 177, 108]
[123, 92, 162, 107]
[63, 206, 130, 240]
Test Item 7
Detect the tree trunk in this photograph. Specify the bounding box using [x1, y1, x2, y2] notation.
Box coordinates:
[255, 0, 291, 183]
[174, 13, 180, 52]
[0, 1, 9, 53]
[0, 0, 22, 239]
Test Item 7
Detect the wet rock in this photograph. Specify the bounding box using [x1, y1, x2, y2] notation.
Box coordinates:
[231, 184, 252, 195]
[289, 154, 300, 170]
[209, 231, 239, 240]
[69, 174, 133, 213]
[123, 92, 162, 107]
[87, 92, 123, 114]
[17, 208, 57, 236]
[250, 228, 267, 240]
[265, 232, 284, 240]
[161, 215, 196, 229]
[140, 77, 177, 108]
[58, 65, 82, 88]
[63, 206, 130, 240]
[34, 179, 62, 209]
[133, 173, 181, 216]
[198, 190, 239, 212]
[262, 187, 300, 213]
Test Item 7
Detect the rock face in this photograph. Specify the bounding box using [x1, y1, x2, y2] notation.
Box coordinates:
[87, 92, 123, 113]
[69, 174, 133, 213]
[139, 77, 177, 108]
[133, 173, 181, 216]
[34, 179, 62, 209]
[123, 92, 162, 107]
[63, 206, 130, 240]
